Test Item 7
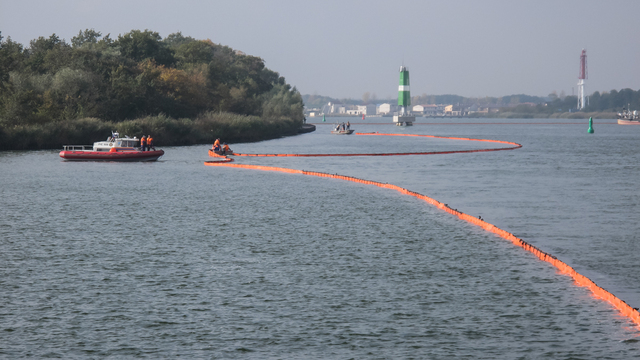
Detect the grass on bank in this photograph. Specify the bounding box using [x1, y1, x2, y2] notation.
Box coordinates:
[0, 112, 303, 151]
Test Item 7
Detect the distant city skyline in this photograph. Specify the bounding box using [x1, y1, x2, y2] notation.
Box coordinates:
[1, 0, 639, 99]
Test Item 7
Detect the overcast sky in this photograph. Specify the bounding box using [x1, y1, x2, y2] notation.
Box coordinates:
[1, 0, 639, 99]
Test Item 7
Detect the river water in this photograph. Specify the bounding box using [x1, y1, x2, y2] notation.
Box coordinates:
[1, 117, 639, 358]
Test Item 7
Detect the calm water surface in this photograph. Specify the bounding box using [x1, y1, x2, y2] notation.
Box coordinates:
[1, 117, 639, 358]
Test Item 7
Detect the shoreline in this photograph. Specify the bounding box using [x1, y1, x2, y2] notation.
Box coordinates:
[308, 111, 618, 120]
[0, 113, 307, 151]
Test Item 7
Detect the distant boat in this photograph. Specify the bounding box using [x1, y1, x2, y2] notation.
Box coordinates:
[331, 123, 354, 135]
[618, 108, 640, 125]
[331, 129, 354, 135]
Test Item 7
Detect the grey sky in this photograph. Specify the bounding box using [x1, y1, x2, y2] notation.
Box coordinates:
[1, 0, 638, 99]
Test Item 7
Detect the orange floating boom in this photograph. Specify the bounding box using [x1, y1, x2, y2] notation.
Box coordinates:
[204, 132, 640, 327]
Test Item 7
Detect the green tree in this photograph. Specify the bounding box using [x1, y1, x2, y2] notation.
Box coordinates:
[1, 71, 50, 124]
[164, 32, 196, 49]
[586, 91, 601, 111]
[71, 29, 103, 48]
[176, 40, 215, 65]
[262, 83, 304, 122]
[115, 30, 175, 66]
[0, 33, 25, 84]
[608, 90, 619, 110]
[25, 34, 69, 74]
[617, 88, 637, 110]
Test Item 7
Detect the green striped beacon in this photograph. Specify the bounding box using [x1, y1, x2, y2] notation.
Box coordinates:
[393, 65, 415, 126]
[398, 65, 411, 113]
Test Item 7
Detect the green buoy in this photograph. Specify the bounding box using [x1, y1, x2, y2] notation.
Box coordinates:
[587, 117, 594, 133]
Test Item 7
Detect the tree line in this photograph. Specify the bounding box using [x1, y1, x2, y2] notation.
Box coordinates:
[0, 29, 305, 149]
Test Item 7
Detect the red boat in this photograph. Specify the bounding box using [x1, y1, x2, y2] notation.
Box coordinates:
[59, 132, 164, 161]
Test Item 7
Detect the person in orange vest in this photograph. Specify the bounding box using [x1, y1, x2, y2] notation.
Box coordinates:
[140, 135, 147, 151]
[222, 142, 231, 154]
[213, 138, 221, 152]
[147, 135, 154, 151]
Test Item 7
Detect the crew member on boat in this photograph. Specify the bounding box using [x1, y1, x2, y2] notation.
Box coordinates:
[223, 143, 231, 154]
[147, 135, 154, 151]
[140, 135, 147, 151]
[213, 138, 221, 152]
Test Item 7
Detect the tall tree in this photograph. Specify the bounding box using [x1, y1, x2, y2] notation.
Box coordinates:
[71, 29, 102, 48]
[115, 30, 175, 66]
[362, 92, 370, 104]
[164, 32, 196, 49]
[25, 34, 69, 74]
[176, 40, 215, 65]
[0, 33, 25, 84]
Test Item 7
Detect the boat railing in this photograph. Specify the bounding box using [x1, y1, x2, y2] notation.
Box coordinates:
[62, 145, 93, 151]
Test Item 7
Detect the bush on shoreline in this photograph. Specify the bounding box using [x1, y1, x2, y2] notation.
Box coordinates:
[0, 112, 303, 150]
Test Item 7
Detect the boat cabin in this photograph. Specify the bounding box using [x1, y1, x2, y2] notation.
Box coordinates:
[61, 132, 140, 152]
[93, 133, 139, 152]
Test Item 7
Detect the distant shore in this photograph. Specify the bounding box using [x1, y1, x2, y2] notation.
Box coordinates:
[309, 111, 618, 120]
[470, 111, 617, 119]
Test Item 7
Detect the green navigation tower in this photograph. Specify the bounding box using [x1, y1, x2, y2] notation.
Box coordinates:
[393, 66, 416, 126]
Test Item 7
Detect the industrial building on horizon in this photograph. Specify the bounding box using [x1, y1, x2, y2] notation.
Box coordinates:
[307, 102, 504, 118]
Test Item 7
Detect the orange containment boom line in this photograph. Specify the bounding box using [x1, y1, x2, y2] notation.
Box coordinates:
[214, 132, 522, 158]
[203, 133, 640, 327]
